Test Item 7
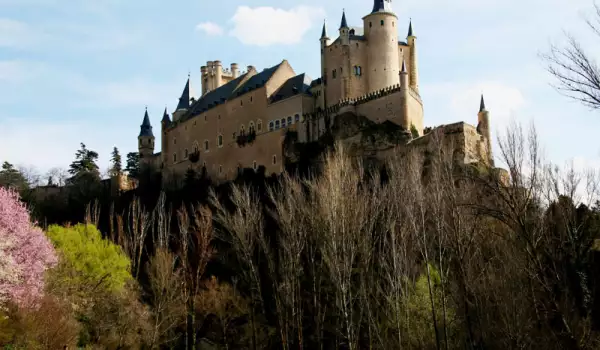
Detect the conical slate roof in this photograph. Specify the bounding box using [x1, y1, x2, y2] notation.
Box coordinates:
[340, 10, 348, 29]
[139, 108, 154, 137]
[372, 0, 394, 14]
[176, 77, 191, 111]
[479, 94, 486, 112]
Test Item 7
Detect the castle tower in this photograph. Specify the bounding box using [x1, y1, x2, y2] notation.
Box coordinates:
[214, 60, 223, 89]
[138, 107, 155, 159]
[339, 10, 351, 99]
[320, 19, 331, 108]
[407, 19, 419, 92]
[399, 60, 410, 131]
[339, 10, 350, 46]
[172, 75, 191, 122]
[477, 95, 493, 165]
[364, 0, 400, 93]
[231, 63, 239, 78]
[161, 107, 171, 166]
[200, 65, 208, 95]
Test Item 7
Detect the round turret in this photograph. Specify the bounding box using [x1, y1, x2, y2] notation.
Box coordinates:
[363, 9, 400, 92]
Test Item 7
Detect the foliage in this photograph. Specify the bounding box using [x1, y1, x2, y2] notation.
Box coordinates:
[0, 187, 57, 306]
[110, 147, 122, 176]
[410, 123, 419, 138]
[125, 152, 140, 179]
[46, 224, 131, 294]
[0, 162, 28, 192]
[68, 143, 100, 177]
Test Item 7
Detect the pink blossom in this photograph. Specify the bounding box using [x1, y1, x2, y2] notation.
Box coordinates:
[0, 187, 57, 306]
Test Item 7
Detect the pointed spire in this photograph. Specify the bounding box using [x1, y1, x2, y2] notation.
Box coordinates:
[479, 94, 486, 112]
[161, 107, 171, 124]
[321, 19, 329, 38]
[176, 77, 191, 111]
[372, 0, 394, 14]
[401, 60, 407, 73]
[340, 9, 348, 29]
[139, 107, 154, 137]
[408, 18, 414, 37]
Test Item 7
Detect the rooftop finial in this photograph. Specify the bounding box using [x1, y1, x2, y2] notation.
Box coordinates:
[479, 94, 486, 112]
[408, 18, 414, 37]
[321, 18, 329, 38]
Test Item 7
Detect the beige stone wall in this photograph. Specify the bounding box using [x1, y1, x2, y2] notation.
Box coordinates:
[363, 12, 400, 92]
[324, 42, 344, 106]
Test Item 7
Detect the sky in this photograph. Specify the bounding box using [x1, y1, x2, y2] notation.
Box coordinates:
[1, 0, 600, 178]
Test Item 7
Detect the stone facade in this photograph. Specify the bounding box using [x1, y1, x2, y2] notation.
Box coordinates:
[136, 0, 494, 183]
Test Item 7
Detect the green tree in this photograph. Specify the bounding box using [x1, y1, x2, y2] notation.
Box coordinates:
[125, 152, 140, 179]
[110, 147, 122, 176]
[0, 162, 28, 191]
[68, 143, 100, 178]
[46, 224, 132, 294]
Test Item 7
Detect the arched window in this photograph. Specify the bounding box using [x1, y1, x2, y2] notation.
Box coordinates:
[173, 138, 177, 145]
[253, 161, 257, 170]
[380, 20, 384, 26]
[275, 120, 280, 129]
[240, 124, 245, 134]
[217, 134, 223, 147]
[249, 121, 255, 133]
[219, 165, 222, 174]
[184, 149, 189, 158]
[173, 153, 177, 163]
[272, 155, 277, 165]
[193, 141, 199, 153]
[257, 120, 262, 132]
[369, 22, 372, 28]
[287, 116, 292, 125]
[269, 121, 274, 131]
[204, 140, 209, 151]
[295, 114, 300, 122]
[281, 118, 286, 128]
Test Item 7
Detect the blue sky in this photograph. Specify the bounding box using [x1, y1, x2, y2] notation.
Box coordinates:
[1, 0, 599, 177]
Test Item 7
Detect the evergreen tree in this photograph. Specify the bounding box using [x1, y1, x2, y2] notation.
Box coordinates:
[125, 152, 140, 179]
[110, 147, 122, 176]
[68, 143, 100, 177]
[0, 162, 29, 191]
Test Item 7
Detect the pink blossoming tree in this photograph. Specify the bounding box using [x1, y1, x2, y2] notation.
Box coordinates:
[0, 187, 57, 305]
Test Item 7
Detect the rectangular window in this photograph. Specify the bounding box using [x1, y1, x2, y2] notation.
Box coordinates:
[275, 120, 280, 129]
[269, 121, 274, 131]
[295, 114, 300, 122]
[287, 116, 292, 125]
[281, 118, 286, 128]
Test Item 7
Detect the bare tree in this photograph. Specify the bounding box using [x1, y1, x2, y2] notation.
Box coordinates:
[542, 2, 600, 109]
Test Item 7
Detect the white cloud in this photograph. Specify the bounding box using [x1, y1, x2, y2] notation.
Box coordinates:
[229, 5, 325, 46]
[196, 22, 224, 36]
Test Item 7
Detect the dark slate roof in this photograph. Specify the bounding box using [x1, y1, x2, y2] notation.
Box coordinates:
[480, 94, 486, 112]
[372, 0, 394, 14]
[180, 61, 284, 122]
[269, 73, 313, 103]
[161, 107, 171, 124]
[310, 78, 322, 87]
[398, 40, 408, 45]
[176, 78, 191, 111]
[321, 20, 328, 38]
[333, 26, 366, 43]
[340, 10, 348, 29]
[139, 109, 154, 138]
[408, 19, 414, 37]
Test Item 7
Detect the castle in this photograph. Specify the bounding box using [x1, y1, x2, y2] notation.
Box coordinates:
[137, 0, 493, 182]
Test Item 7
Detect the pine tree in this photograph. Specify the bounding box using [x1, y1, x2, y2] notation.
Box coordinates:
[0, 162, 29, 191]
[69, 143, 100, 177]
[110, 147, 122, 176]
[125, 152, 140, 179]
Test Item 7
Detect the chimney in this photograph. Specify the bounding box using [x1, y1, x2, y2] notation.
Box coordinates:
[231, 63, 239, 78]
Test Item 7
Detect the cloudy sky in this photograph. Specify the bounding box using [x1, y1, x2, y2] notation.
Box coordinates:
[1, 0, 599, 176]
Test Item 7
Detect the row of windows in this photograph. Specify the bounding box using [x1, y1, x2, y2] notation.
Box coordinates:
[172, 156, 279, 174]
[332, 66, 363, 79]
[268, 114, 300, 131]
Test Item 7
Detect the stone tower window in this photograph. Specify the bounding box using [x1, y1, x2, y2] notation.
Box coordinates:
[269, 121, 274, 131]
[272, 155, 277, 165]
[249, 122, 255, 133]
[275, 120, 280, 129]
[253, 161, 257, 170]
[257, 120, 262, 131]
[295, 114, 300, 122]
[240, 100, 243, 106]
[380, 20, 384, 26]
[173, 138, 177, 145]
[240, 125, 245, 134]
[204, 140, 209, 151]
[217, 134, 223, 148]
[369, 22, 372, 28]
[281, 118, 286, 128]
[219, 165, 222, 174]
[332, 69, 337, 79]
[250, 96, 253, 102]
[193, 142, 199, 153]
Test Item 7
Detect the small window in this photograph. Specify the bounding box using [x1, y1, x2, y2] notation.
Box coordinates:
[232, 132, 237, 140]
[218, 115, 221, 120]
[295, 114, 300, 122]
[194, 121, 197, 126]
[240, 125, 245, 134]
[275, 120, 280, 129]
[204, 140, 209, 151]
[202, 161, 206, 167]
[219, 165, 222, 174]
[287, 116, 292, 125]
[173, 138, 177, 145]
[272, 155, 277, 165]
[249, 121, 255, 133]
[185, 149, 189, 158]
[257, 120, 262, 131]
[281, 118, 286, 128]
[380, 20, 384, 26]
[253, 161, 257, 170]
[193, 142, 199, 153]
[392, 21, 395, 27]
[173, 153, 177, 163]
[250, 96, 253, 102]
[217, 135, 223, 147]
[369, 22, 372, 28]
[204, 115, 207, 121]
[269, 121, 274, 131]
[240, 100, 243, 106]
[332, 69, 337, 79]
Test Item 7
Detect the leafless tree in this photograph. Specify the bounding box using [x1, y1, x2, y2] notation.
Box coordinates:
[46, 167, 69, 186]
[542, 2, 600, 109]
[126, 196, 151, 278]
